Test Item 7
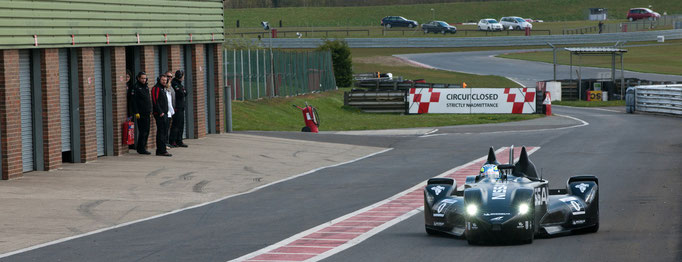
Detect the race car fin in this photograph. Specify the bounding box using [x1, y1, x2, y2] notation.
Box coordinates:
[485, 147, 500, 165]
[514, 146, 538, 179]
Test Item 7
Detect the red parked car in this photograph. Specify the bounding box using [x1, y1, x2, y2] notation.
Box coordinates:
[626, 8, 661, 21]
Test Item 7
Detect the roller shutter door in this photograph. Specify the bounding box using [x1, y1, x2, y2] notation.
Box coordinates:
[204, 46, 209, 133]
[179, 45, 187, 139]
[94, 48, 105, 156]
[19, 50, 33, 172]
[59, 49, 71, 152]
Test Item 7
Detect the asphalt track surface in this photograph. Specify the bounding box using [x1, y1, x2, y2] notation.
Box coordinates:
[4, 105, 681, 261]
[396, 49, 682, 87]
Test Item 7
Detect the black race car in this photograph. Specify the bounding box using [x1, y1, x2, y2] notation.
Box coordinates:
[424, 146, 599, 244]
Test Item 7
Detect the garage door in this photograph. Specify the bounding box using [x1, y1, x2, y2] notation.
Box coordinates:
[94, 48, 105, 156]
[179, 45, 187, 139]
[59, 49, 71, 152]
[204, 45, 209, 133]
[155, 47, 161, 85]
[19, 50, 33, 172]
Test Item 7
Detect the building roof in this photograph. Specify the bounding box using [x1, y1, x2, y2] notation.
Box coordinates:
[564, 47, 628, 54]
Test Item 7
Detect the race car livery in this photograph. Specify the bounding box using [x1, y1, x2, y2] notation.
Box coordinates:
[424, 147, 599, 244]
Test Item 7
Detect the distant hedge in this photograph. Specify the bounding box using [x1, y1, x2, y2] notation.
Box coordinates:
[224, 0, 508, 9]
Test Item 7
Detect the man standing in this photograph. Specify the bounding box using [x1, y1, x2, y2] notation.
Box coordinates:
[164, 71, 175, 148]
[170, 70, 188, 147]
[130, 72, 152, 155]
[152, 74, 172, 157]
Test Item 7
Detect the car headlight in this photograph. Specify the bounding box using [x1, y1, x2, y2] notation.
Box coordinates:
[518, 203, 530, 215]
[466, 204, 478, 216]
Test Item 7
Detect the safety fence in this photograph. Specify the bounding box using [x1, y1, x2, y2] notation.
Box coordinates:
[563, 15, 682, 34]
[626, 85, 682, 115]
[223, 49, 336, 100]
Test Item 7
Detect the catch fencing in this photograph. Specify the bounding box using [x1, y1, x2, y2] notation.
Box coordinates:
[564, 15, 682, 34]
[223, 49, 336, 100]
[626, 85, 682, 115]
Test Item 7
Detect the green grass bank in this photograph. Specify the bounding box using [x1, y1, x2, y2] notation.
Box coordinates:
[232, 88, 543, 131]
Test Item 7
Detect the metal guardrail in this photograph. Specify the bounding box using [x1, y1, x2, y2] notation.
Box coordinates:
[356, 81, 462, 90]
[344, 90, 406, 113]
[627, 85, 682, 115]
[255, 29, 682, 48]
[235, 29, 370, 38]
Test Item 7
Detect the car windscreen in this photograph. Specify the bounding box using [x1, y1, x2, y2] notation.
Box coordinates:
[488, 19, 498, 23]
[438, 22, 449, 27]
[514, 18, 525, 22]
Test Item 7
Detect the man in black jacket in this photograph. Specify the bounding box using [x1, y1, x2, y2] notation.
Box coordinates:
[152, 74, 172, 156]
[130, 72, 152, 155]
[169, 70, 188, 147]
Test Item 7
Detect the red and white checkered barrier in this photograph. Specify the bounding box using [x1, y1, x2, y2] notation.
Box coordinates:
[408, 88, 536, 114]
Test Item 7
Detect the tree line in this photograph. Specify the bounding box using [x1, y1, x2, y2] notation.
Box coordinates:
[224, 0, 505, 9]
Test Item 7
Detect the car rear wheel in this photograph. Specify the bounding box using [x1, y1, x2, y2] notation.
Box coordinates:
[423, 29, 428, 34]
[629, 17, 634, 22]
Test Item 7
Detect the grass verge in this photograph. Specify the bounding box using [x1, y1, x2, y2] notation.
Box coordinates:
[232, 88, 543, 131]
[349, 46, 523, 88]
[497, 40, 682, 76]
[352, 62, 520, 88]
[553, 100, 625, 107]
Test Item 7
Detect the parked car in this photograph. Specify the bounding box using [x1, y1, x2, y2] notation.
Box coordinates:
[627, 8, 660, 21]
[500, 16, 533, 30]
[381, 16, 418, 28]
[421, 21, 457, 34]
[477, 19, 503, 31]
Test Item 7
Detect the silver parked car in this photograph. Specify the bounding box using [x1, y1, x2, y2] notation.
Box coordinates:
[500, 16, 533, 30]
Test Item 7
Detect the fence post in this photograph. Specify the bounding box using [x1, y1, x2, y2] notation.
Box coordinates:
[263, 49, 267, 97]
[233, 49, 236, 100]
[240, 49, 244, 101]
[256, 49, 260, 99]
[248, 48, 252, 99]
[225, 86, 233, 132]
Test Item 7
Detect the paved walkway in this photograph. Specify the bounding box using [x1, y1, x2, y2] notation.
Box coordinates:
[0, 134, 385, 254]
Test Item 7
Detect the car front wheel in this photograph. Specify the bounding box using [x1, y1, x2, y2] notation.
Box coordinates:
[386, 24, 392, 29]
[441, 30, 446, 34]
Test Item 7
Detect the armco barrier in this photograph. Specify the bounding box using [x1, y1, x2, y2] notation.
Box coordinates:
[254, 29, 682, 48]
[627, 85, 682, 115]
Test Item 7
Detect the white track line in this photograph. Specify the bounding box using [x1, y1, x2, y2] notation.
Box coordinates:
[0, 148, 394, 259]
[553, 105, 623, 113]
[446, 114, 589, 136]
[231, 147, 541, 262]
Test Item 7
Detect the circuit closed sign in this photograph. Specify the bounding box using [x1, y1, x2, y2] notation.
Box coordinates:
[408, 88, 536, 114]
